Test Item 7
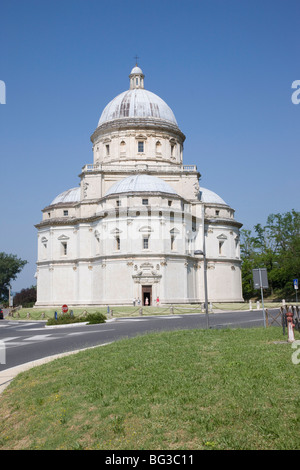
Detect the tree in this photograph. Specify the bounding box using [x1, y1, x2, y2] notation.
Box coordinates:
[0, 252, 28, 302]
[13, 286, 36, 307]
[240, 229, 257, 299]
[240, 210, 300, 299]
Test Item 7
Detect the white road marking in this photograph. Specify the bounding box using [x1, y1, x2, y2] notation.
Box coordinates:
[23, 335, 53, 341]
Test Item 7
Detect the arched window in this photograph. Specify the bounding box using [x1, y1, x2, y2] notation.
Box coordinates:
[120, 140, 126, 156]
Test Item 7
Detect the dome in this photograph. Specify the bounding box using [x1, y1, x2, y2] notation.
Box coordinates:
[98, 89, 177, 126]
[98, 65, 178, 127]
[199, 187, 228, 205]
[51, 187, 80, 205]
[105, 174, 178, 196]
[130, 66, 143, 74]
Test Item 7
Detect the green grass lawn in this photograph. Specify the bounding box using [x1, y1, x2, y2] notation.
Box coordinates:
[0, 327, 299, 450]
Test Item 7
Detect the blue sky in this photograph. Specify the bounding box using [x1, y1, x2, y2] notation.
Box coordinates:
[0, 0, 299, 293]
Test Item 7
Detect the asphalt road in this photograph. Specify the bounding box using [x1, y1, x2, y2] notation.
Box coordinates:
[0, 308, 274, 372]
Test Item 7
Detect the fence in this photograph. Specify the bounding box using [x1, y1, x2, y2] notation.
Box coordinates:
[266, 305, 300, 335]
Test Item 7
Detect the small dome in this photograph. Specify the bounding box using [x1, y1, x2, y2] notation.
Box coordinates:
[51, 187, 80, 205]
[130, 66, 143, 75]
[105, 174, 178, 196]
[199, 187, 228, 205]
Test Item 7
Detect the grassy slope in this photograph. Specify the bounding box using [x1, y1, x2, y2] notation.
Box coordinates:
[0, 327, 299, 450]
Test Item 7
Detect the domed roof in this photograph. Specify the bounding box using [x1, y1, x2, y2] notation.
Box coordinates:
[98, 89, 177, 126]
[199, 187, 228, 205]
[51, 187, 80, 205]
[98, 65, 177, 127]
[105, 174, 178, 197]
[130, 65, 143, 74]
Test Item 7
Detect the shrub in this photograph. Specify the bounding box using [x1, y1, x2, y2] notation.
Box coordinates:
[46, 311, 106, 326]
[86, 312, 106, 324]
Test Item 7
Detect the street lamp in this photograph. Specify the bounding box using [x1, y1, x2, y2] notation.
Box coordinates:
[194, 249, 209, 329]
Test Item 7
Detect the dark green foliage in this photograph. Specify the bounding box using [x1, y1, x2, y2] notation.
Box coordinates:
[0, 252, 27, 301]
[46, 312, 106, 326]
[241, 210, 300, 299]
[13, 286, 36, 308]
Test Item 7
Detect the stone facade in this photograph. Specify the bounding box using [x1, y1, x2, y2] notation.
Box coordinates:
[35, 65, 243, 307]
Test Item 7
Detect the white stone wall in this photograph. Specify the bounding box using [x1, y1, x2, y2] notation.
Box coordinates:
[36, 191, 243, 306]
[92, 128, 183, 166]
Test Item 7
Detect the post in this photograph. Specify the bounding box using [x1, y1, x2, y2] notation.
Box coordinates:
[259, 269, 266, 328]
[286, 309, 295, 343]
[202, 204, 209, 329]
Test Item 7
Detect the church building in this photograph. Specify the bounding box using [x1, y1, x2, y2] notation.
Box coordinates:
[35, 65, 243, 307]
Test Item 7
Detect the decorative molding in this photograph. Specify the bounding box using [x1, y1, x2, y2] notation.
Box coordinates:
[58, 234, 70, 241]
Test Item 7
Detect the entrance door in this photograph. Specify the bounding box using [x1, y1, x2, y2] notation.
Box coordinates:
[142, 285, 152, 306]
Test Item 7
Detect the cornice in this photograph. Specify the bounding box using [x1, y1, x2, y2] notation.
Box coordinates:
[90, 117, 186, 144]
[35, 214, 103, 229]
[205, 217, 243, 229]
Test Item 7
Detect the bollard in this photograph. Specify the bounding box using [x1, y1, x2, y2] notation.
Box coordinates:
[256, 301, 260, 310]
[139, 307, 143, 316]
[287, 309, 295, 343]
[249, 299, 252, 311]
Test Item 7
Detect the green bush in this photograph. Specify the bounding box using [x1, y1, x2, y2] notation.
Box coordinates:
[46, 312, 106, 326]
[86, 312, 106, 324]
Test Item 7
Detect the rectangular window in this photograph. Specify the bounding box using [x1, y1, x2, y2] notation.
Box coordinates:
[63, 210, 68, 216]
[219, 241, 224, 255]
[116, 237, 120, 251]
[106, 144, 110, 156]
[143, 237, 149, 249]
[116, 200, 121, 207]
[142, 198, 149, 205]
[171, 235, 175, 251]
[62, 242, 67, 256]
[138, 141, 144, 153]
[192, 216, 196, 232]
